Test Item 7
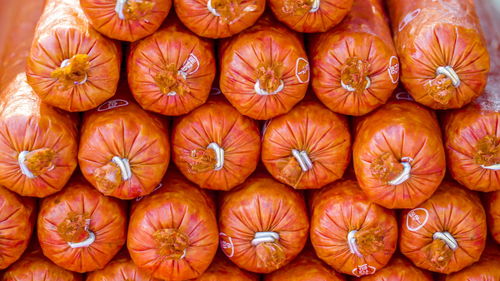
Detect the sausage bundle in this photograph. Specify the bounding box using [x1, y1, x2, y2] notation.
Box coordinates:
[387, 0, 490, 109]
[0, 0, 77, 198]
[78, 89, 170, 200]
[27, 0, 121, 112]
[218, 173, 309, 273]
[128, 19, 216, 116]
[220, 16, 310, 120]
[353, 99, 446, 209]
[309, 0, 399, 116]
[262, 100, 351, 189]
[80, 0, 171, 42]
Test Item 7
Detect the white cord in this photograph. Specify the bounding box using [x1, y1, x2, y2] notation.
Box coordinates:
[111, 156, 132, 181]
[309, 0, 320, 12]
[436, 66, 460, 87]
[291, 149, 313, 172]
[347, 230, 363, 258]
[207, 0, 221, 16]
[481, 163, 500, 170]
[67, 219, 96, 248]
[341, 76, 371, 92]
[252, 231, 279, 246]
[18, 151, 35, 179]
[433, 231, 458, 251]
[254, 79, 285, 96]
[388, 157, 413, 186]
[60, 59, 88, 85]
[115, 0, 127, 20]
[207, 142, 224, 171]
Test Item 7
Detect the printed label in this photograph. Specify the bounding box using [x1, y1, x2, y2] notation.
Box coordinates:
[388, 56, 400, 84]
[395, 91, 414, 101]
[398, 9, 421, 32]
[219, 232, 235, 258]
[97, 99, 129, 112]
[179, 53, 200, 77]
[134, 183, 163, 202]
[295, 57, 310, 84]
[352, 264, 377, 277]
[406, 208, 429, 232]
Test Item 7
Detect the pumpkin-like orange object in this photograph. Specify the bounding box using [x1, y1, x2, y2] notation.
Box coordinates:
[400, 181, 487, 274]
[262, 100, 351, 189]
[310, 178, 398, 277]
[353, 99, 446, 208]
[37, 177, 127, 273]
[128, 172, 219, 280]
[218, 172, 309, 273]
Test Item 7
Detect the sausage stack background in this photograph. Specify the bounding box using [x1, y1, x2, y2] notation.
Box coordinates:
[0, 0, 498, 279]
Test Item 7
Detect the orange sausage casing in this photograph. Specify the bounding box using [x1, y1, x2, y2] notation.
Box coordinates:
[86, 251, 161, 281]
[0, 186, 35, 270]
[310, 178, 398, 277]
[388, 0, 490, 109]
[0, 0, 78, 198]
[444, 244, 500, 281]
[220, 16, 310, 120]
[353, 99, 446, 209]
[355, 255, 433, 281]
[172, 97, 261, 191]
[174, 0, 265, 38]
[37, 177, 127, 273]
[1, 249, 81, 281]
[127, 172, 219, 280]
[262, 100, 351, 189]
[269, 0, 353, 33]
[400, 181, 487, 274]
[128, 19, 216, 116]
[487, 190, 500, 244]
[27, 0, 121, 112]
[218, 173, 309, 273]
[443, 102, 499, 192]
[78, 90, 170, 200]
[80, 0, 171, 42]
[192, 252, 259, 281]
[264, 248, 345, 281]
[309, 0, 399, 116]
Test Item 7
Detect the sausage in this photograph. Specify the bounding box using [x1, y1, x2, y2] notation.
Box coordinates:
[127, 19, 216, 116]
[309, 0, 399, 116]
[400, 181, 487, 274]
[218, 172, 309, 273]
[0, 186, 35, 270]
[444, 244, 500, 281]
[37, 177, 127, 273]
[310, 178, 398, 277]
[78, 89, 170, 200]
[127, 171, 219, 280]
[355, 256, 433, 281]
[80, 0, 171, 42]
[26, 0, 121, 112]
[487, 190, 500, 244]
[261, 100, 351, 189]
[171, 97, 260, 191]
[442, 102, 499, 192]
[174, 0, 265, 38]
[264, 248, 345, 281]
[387, 0, 490, 109]
[0, 0, 78, 198]
[219, 16, 310, 120]
[353, 99, 446, 209]
[1, 249, 81, 281]
[86, 251, 161, 281]
[192, 251, 259, 281]
[269, 0, 353, 33]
